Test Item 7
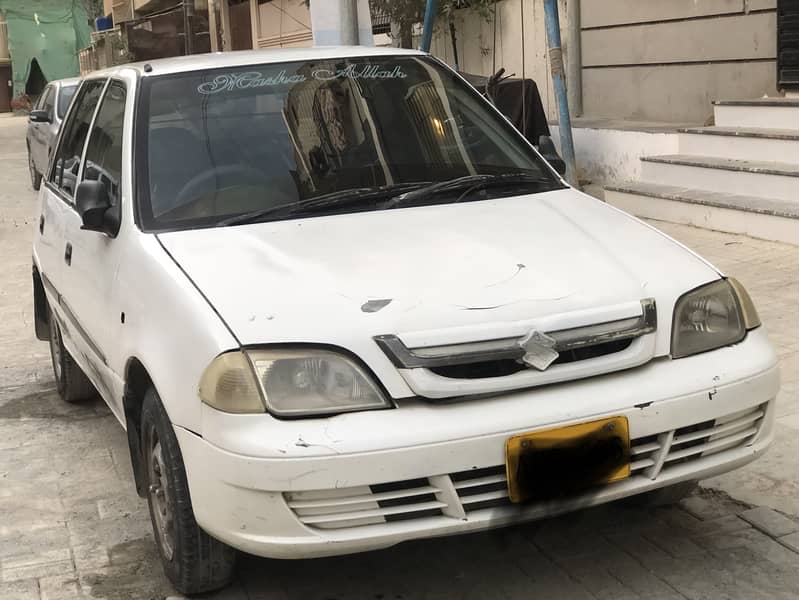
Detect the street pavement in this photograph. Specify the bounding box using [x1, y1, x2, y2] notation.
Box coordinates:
[1, 114, 799, 599]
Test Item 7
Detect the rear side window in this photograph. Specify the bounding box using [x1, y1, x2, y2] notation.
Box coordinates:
[42, 87, 56, 117]
[50, 79, 106, 199]
[82, 81, 126, 210]
[57, 85, 78, 120]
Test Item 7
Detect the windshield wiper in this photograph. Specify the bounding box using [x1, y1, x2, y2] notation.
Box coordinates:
[218, 182, 429, 226]
[383, 172, 562, 209]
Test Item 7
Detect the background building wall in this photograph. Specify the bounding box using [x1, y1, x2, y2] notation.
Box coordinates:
[430, 0, 778, 124]
[581, 0, 777, 123]
[255, 0, 313, 48]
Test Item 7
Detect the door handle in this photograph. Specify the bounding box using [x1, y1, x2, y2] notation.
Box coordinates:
[39, 214, 45, 234]
[64, 242, 72, 266]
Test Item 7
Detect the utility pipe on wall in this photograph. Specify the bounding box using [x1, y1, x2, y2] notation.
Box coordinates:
[543, 0, 577, 186]
[566, 0, 582, 117]
[420, 0, 438, 52]
[340, 0, 359, 45]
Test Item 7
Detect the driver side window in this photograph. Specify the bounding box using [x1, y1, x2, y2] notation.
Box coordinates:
[50, 79, 106, 200]
[81, 81, 126, 212]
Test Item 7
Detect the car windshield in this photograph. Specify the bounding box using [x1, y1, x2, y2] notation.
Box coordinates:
[57, 84, 77, 120]
[136, 55, 560, 230]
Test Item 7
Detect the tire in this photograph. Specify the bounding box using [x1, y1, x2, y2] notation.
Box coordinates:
[629, 481, 698, 507]
[48, 307, 96, 403]
[28, 149, 42, 191]
[141, 387, 236, 595]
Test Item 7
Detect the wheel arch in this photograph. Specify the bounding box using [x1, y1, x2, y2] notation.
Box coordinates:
[124, 356, 156, 498]
[32, 264, 50, 341]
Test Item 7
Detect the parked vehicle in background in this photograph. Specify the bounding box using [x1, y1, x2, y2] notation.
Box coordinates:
[26, 77, 80, 190]
[32, 48, 779, 596]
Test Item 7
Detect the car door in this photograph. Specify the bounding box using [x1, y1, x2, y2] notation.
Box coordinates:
[58, 79, 129, 419]
[39, 78, 108, 395]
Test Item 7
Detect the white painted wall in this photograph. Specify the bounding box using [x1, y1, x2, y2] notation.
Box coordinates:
[429, 0, 569, 121]
[550, 125, 679, 187]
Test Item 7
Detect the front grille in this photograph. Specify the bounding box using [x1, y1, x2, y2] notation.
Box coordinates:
[451, 466, 509, 512]
[285, 479, 446, 530]
[430, 339, 633, 379]
[285, 404, 766, 530]
[663, 407, 764, 471]
[375, 299, 658, 398]
[370, 479, 444, 522]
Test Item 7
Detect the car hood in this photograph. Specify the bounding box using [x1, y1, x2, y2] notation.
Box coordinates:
[157, 189, 720, 353]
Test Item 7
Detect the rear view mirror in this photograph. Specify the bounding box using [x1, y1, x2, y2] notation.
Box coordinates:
[538, 136, 566, 177]
[29, 110, 51, 124]
[76, 180, 119, 236]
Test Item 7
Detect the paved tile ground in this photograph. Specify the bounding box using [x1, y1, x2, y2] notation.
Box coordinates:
[2, 115, 799, 599]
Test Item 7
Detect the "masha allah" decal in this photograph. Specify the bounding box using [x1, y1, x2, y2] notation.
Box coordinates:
[197, 65, 407, 95]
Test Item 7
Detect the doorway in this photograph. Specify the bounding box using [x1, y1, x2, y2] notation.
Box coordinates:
[0, 64, 10, 112]
[229, 0, 253, 50]
[778, 0, 799, 92]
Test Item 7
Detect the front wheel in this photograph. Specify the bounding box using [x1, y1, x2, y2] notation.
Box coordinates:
[28, 149, 42, 191]
[141, 387, 236, 595]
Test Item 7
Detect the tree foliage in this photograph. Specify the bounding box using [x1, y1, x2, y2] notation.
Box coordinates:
[370, 0, 496, 47]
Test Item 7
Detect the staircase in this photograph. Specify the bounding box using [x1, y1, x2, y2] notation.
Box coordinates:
[604, 98, 799, 245]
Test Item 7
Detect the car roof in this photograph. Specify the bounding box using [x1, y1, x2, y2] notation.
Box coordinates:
[85, 46, 427, 80]
[50, 76, 81, 89]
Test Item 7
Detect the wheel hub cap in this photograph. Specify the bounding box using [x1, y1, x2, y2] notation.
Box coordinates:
[49, 320, 62, 381]
[149, 439, 175, 561]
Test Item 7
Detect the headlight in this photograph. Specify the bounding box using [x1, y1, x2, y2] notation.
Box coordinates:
[199, 349, 391, 417]
[671, 278, 761, 359]
[249, 349, 391, 417]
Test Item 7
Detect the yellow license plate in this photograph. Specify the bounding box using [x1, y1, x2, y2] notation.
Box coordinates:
[506, 416, 631, 504]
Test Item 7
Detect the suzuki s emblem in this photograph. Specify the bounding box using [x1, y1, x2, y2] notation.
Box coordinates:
[518, 331, 560, 371]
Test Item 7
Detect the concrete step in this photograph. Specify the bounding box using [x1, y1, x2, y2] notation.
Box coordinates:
[678, 127, 799, 163]
[713, 98, 799, 130]
[640, 154, 799, 203]
[604, 182, 799, 245]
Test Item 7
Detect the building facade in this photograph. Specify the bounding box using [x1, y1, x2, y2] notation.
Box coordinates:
[430, 0, 790, 125]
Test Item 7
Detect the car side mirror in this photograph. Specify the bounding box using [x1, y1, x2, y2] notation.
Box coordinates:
[76, 180, 119, 236]
[538, 135, 566, 177]
[29, 109, 51, 124]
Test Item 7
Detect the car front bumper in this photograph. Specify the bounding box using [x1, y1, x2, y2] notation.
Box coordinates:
[175, 328, 779, 559]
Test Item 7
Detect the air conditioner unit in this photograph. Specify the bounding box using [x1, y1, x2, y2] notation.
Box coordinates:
[112, 0, 134, 24]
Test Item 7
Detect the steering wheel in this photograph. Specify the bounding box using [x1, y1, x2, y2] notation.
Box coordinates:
[173, 164, 290, 209]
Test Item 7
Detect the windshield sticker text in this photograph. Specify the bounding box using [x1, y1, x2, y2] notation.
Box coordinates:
[197, 71, 306, 94]
[196, 65, 407, 94]
[311, 65, 407, 81]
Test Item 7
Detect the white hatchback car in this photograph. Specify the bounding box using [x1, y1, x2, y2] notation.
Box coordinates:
[32, 47, 779, 595]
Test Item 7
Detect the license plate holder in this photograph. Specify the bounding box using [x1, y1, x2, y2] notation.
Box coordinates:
[506, 416, 631, 503]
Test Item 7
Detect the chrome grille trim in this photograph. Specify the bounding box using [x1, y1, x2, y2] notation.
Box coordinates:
[374, 299, 657, 369]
